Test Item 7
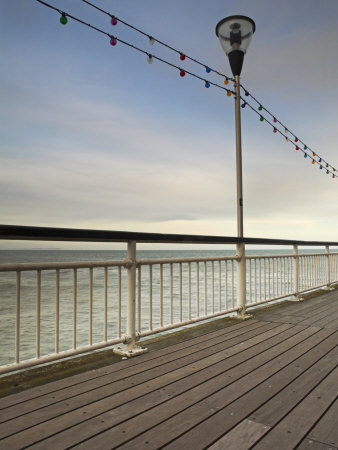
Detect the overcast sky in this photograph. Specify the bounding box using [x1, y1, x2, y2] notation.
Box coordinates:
[1, 0, 338, 249]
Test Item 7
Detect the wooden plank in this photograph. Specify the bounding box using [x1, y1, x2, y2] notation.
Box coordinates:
[298, 306, 338, 327]
[251, 367, 338, 449]
[208, 419, 270, 450]
[249, 336, 338, 428]
[0, 319, 260, 410]
[297, 437, 338, 449]
[67, 327, 327, 450]
[313, 310, 338, 329]
[307, 398, 338, 448]
[137, 331, 337, 450]
[0, 322, 292, 446]
[0, 321, 275, 426]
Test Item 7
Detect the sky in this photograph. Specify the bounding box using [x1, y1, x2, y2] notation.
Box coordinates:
[1, 0, 338, 249]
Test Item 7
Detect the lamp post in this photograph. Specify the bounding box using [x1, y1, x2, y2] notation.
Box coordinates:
[216, 15, 255, 318]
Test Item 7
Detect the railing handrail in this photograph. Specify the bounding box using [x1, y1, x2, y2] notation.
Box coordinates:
[1, 224, 338, 247]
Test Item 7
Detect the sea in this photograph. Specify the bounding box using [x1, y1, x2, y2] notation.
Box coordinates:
[0, 248, 323, 367]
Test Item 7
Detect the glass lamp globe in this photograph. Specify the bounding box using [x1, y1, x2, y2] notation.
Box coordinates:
[215, 15, 255, 76]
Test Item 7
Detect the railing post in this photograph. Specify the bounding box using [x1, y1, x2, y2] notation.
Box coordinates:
[324, 245, 334, 291]
[290, 244, 303, 301]
[236, 242, 251, 319]
[114, 240, 147, 357]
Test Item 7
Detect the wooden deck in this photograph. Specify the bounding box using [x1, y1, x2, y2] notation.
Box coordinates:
[0, 290, 337, 449]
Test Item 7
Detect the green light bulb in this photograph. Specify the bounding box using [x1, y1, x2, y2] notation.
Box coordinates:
[60, 14, 68, 25]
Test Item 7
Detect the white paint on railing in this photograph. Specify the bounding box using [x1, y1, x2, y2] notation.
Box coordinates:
[1, 247, 337, 374]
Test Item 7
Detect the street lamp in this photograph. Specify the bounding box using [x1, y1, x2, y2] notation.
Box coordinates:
[216, 15, 255, 318]
[216, 15, 255, 238]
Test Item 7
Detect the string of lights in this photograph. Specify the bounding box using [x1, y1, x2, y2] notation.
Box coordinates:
[79, 0, 234, 84]
[241, 85, 336, 174]
[35, 0, 336, 178]
[35, 0, 234, 96]
[79, 0, 337, 178]
[240, 96, 336, 177]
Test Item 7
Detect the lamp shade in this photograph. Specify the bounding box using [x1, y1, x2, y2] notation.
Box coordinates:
[216, 15, 255, 76]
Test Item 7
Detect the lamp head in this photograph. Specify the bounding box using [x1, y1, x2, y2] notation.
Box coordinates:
[216, 15, 255, 76]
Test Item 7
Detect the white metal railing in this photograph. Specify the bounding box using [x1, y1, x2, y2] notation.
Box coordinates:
[0, 226, 338, 374]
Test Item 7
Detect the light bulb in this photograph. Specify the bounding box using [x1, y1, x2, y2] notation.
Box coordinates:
[295, 137, 298, 142]
[241, 103, 246, 108]
[258, 105, 263, 111]
[60, 13, 67, 25]
[110, 37, 117, 46]
[273, 117, 277, 123]
[180, 53, 186, 61]
[111, 17, 118, 26]
[312, 160, 315, 164]
[180, 70, 185, 77]
[205, 81, 210, 88]
[147, 55, 153, 64]
[260, 116, 264, 122]
[273, 128, 277, 133]
[149, 36, 155, 45]
[304, 153, 307, 158]
[227, 91, 232, 97]
[205, 67, 211, 73]
[224, 78, 229, 85]
[245, 91, 249, 96]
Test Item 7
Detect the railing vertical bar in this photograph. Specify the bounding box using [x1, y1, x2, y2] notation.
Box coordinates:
[15, 271, 21, 364]
[212, 261, 215, 313]
[118, 266, 122, 338]
[160, 264, 163, 327]
[188, 262, 191, 320]
[196, 262, 200, 317]
[138, 265, 141, 332]
[272, 258, 276, 298]
[263, 258, 266, 300]
[254, 258, 257, 303]
[73, 268, 77, 350]
[279, 258, 282, 296]
[170, 263, 173, 325]
[225, 261, 228, 308]
[104, 267, 108, 341]
[149, 265, 153, 330]
[36, 270, 41, 359]
[268, 258, 271, 300]
[249, 259, 252, 304]
[259, 259, 262, 302]
[89, 267, 93, 346]
[204, 262, 207, 315]
[55, 269, 60, 354]
[231, 260, 234, 309]
[179, 263, 183, 322]
[218, 261, 221, 311]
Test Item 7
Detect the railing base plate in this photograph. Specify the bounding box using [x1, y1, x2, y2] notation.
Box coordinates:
[235, 313, 253, 321]
[288, 296, 304, 302]
[113, 346, 148, 358]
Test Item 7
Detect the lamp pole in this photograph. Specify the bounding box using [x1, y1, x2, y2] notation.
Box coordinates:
[216, 15, 255, 318]
[234, 74, 244, 238]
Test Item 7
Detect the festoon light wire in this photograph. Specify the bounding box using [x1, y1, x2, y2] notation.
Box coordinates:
[241, 95, 336, 177]
[80, 0, 337, 177]
[79, 0, 235, 83]
[35, 0, 234, 96]
[35, 0, 336, 178]
[241, 84, 336, 173]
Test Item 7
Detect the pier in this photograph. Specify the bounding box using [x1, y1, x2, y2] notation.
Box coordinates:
[0, 289, 337, 448]
[0, 225, 337, 449]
